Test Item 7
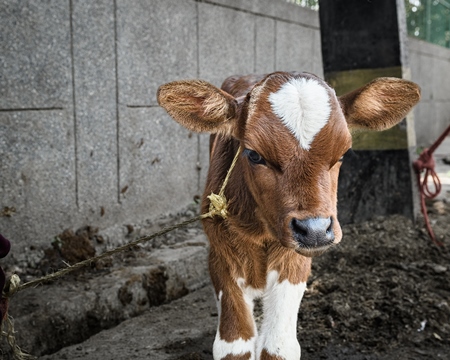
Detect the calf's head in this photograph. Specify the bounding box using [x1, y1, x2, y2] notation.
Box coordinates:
[157, 72, 420, 256]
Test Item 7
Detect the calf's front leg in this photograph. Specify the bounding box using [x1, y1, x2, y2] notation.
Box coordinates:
[213, 286, 258, 360]
[210, 254, 260, 360]
[256, 253, 311, 360]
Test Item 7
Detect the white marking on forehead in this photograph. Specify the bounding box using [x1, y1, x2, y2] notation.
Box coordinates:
[269, 78, 331, 150]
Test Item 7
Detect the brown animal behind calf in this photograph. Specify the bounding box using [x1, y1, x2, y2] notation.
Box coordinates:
[157, 72, 420, 360]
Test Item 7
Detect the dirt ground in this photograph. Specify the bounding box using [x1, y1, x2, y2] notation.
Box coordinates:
[298, 201, 450, 360]
[2, 200, 450, 360]
[166, 200, 450, 360]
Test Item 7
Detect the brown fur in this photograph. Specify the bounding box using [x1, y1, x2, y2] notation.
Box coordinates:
[157, 80, 238, 135]
[157, 72, 420, 359]
[260, 349, 284, 360]
[221, 353, 252, 360]
[339, 77, 421, 130]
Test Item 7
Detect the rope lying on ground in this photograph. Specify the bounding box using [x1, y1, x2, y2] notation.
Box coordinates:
[1, 146, 242, 359]
[413, 124, 450, 247]
[5, 215, 204, 297]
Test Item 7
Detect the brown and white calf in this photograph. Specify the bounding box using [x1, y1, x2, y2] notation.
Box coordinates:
[157, 72, 420, 360]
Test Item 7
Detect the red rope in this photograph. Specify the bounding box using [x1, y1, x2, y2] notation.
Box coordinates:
[413, 124, 450, 247]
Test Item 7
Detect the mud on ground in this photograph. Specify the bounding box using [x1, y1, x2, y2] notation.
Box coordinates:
[171, 201, 450, 360]
[298, 201, 450, 359]
[2, 201, 450, 359]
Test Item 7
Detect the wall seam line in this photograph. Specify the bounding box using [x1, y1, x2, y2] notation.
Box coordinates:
[0, 107, 64, 112]
[114, 0, 121, 204]
[253, 15, 257, 72]
[69, 0, 79, 209]
[196, 1, 202, 194]
[274, 20, 278, 70]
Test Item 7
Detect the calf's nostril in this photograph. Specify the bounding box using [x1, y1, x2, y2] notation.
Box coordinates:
[326, 217, 333, 234]
[291, 218, 308, 237]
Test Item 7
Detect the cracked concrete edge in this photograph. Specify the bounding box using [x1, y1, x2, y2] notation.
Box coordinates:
[39, 286, 218, 360]
[4, 235, 210, 358]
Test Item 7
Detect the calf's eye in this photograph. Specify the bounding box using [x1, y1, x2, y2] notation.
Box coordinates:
[243, 149, 266, 165]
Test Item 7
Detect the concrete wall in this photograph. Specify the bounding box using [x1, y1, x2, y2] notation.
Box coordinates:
[0, 0, 322, 256]
[409, 38, 450, 147]
[2, 0, 449, 260]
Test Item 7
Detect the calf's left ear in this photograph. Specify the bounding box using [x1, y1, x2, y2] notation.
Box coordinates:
[339, 77, 421, 131]
[157, 80, 239, 134]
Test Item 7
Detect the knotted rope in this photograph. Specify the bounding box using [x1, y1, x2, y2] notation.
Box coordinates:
[1, 146, 242, 359]
[206, 145, 242, 219]
[413, 124, 450, 247]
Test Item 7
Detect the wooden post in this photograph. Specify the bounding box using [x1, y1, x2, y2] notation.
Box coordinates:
[319, 0, 419, 224]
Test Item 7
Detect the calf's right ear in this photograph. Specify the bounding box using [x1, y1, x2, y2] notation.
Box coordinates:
[157, 80, 239, 135]
[339, 77, 421, 131]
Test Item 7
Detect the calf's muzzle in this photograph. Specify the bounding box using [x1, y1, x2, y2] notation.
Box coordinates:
[290, 217, 335, 249]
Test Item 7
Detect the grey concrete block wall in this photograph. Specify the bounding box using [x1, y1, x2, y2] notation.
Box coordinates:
[409, 38, 450, 147]
[0, 110, 77, 247]
[3, 0, 447, 259]
[115, 0, 199, 224]
[199, 3, 256, 85]
[118, 107, 198, 219]
[1, 1, 77, 251]
[72, 0, 118, 223]
[0, 0, 323, 256]
[275, 21, 323, 77]
[117, 0, 198, 105]
[0, 1, 72, 109]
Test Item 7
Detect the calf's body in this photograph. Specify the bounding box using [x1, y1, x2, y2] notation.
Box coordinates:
[158, 72, 420, 360]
